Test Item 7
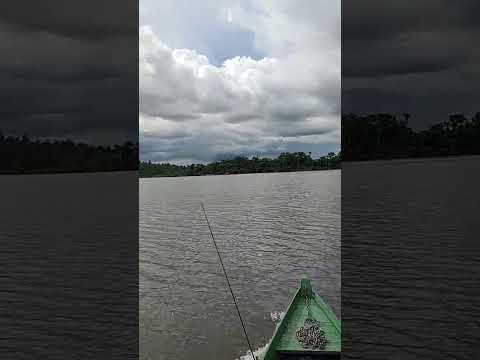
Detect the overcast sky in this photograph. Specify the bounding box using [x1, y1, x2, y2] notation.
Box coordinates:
[140, 0, 340, 164]
[342, 0, 480, 129]
[0, 1, 137, 144]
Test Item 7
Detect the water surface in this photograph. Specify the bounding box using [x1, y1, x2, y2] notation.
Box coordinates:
[342, 156, 480, 359]
[1, 172, 138, 359]
[140, 170, 341, 360]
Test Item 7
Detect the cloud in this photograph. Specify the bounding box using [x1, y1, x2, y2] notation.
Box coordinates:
[0, 1, 136, 40]
[0, 2, 137, 144]
[140, 0, 340, 163]
[342, 0, 480, 128]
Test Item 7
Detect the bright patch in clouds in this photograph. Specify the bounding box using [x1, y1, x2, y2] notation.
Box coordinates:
[140, 0, 340, 163]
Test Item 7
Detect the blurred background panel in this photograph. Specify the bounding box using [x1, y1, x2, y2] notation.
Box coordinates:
[0, 2, 139, 359]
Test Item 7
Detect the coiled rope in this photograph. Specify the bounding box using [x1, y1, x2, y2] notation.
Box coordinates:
[295, 297, 328, 350]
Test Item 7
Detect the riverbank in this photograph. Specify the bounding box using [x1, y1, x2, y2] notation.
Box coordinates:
[139, 167, 340, 178]
[140, 151, 341, 178]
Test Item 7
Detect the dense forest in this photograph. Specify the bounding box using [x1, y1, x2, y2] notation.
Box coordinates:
[342, 113, 480, 161]
[140, 151, 341, 177]
[7, 112, 474, 174]
[0, 132, 138, 174]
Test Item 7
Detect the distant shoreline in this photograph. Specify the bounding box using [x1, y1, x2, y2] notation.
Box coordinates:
[342, 113, 480, 161]
[140, 152, 341, 178]
[139, 166, 340, 178]
[0, 133, 138, 175]
[0, 169, 137, 176]
[342, 153, 480, 164]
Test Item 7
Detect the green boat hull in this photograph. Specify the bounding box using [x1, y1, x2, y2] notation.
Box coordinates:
[259, 279, 341, 360]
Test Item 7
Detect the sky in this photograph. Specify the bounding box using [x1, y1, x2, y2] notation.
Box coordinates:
[342, 0, 480, 129]
[140, 0, 340, 164]
[0, 1, 138, 144]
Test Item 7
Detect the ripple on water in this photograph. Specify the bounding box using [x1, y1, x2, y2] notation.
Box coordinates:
[140, 171, 340, 360]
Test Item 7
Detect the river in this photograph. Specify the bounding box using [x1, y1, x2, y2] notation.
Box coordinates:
[140, 170, 341, 360]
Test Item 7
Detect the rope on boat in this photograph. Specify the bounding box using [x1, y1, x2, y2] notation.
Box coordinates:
[295, 296, 328, 349]
[200, 202, 256, 359]
[295, 318, 327, 350]
[296, 317, 328, 349]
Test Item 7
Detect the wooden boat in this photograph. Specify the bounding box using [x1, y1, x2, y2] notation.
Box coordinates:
[258, 279, 341, 360]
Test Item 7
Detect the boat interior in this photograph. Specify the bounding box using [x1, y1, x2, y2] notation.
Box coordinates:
[278, 351, 342, 359]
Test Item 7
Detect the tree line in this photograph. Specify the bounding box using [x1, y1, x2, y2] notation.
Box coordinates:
[342, 113, 480, 161]
[140, 151, 341, 177]
[0, 132, 138, 174]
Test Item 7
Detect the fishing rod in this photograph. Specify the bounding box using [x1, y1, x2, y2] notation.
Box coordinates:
[200, 202, 257, 360]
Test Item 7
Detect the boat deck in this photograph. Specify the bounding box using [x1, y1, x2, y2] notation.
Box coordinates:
[275, 295, 341, 354]
[278, 354, 341, 359]
[259, 279, 341, 360]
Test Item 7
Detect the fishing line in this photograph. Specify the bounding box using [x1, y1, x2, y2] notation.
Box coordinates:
[200, 202, 256, 359]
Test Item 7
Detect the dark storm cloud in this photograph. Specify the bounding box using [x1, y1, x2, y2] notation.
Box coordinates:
[0, 1, 137, 144]
[342, 0, 480, 128]
[343, 0, 480, 45]
[2, 64, 122, 83]
[0, 1, 136, 40]
[343, 49, 461, 78]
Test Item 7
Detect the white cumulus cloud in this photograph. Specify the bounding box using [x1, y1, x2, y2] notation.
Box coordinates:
[140, 0, 340, 163]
